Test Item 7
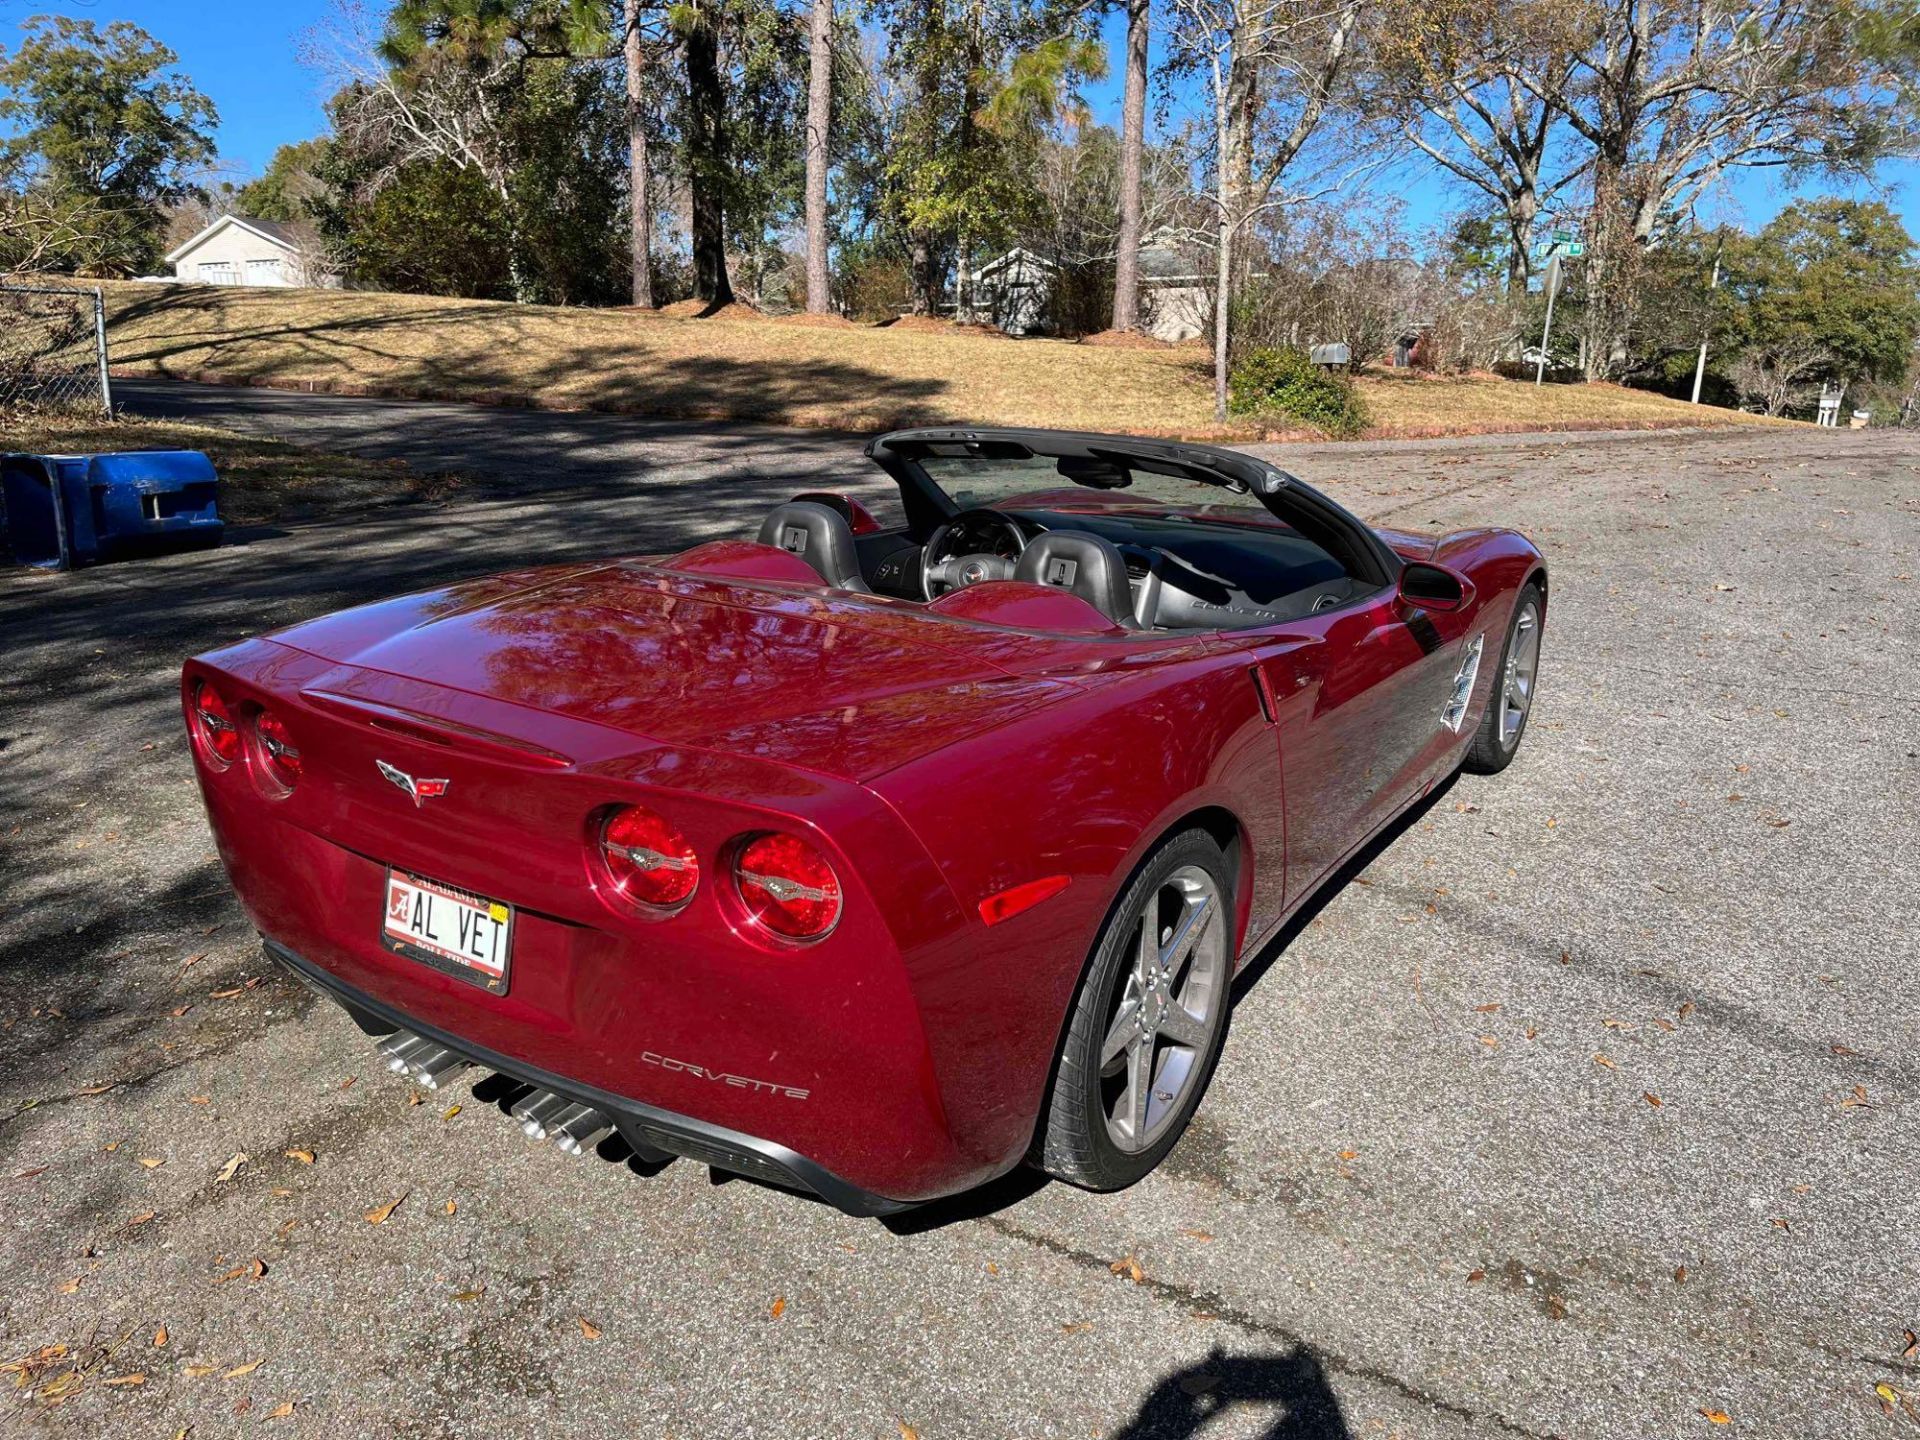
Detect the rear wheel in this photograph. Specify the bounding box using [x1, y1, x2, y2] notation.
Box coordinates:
[1033, 830, 1233, 1190]
[1465, 581, 1543, 774]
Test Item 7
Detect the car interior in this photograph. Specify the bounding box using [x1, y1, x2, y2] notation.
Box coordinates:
[746, 449, 1386, 633]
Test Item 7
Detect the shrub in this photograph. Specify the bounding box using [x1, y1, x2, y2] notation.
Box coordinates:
[1228, 346, 1370, 437]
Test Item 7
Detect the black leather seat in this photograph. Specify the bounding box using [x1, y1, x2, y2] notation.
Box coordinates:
[1014, 530, 1136, 627]
[756, 501, 870, 592]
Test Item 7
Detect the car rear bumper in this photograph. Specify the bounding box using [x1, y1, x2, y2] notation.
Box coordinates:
[265, 937, 914, 1218]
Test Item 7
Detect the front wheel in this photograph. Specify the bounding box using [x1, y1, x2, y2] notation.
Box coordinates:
[1464, 581, 1544, 774]
[1032, 829, 1234, 1191]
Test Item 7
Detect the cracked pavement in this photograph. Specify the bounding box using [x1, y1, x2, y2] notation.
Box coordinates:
[1, 383, 1915, 1438]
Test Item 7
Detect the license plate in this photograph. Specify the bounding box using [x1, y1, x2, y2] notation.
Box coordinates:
[382, 869, 513, 993]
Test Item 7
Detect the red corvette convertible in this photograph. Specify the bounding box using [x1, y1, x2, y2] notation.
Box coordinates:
[183, 428, 1546, 1215]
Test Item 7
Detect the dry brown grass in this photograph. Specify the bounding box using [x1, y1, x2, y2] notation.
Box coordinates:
[95, 282, 1783, 439]
[4, 410, 461, 524]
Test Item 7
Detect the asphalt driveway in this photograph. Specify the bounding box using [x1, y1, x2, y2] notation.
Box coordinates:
[2, 386, 1916, 1439]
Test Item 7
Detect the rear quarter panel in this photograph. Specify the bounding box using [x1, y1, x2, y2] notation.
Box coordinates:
[869, 647, 1283, 1171]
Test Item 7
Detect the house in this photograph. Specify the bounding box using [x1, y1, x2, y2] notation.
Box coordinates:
[165, 215, 338, 289]
[969, 232, 1212, 342]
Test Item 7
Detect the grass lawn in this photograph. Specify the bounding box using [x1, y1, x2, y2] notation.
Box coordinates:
[93, 281, 1782, 440]
[3, 411, 461, 525]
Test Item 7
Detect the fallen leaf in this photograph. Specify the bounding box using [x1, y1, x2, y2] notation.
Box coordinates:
[267, 1402, 296, 1419]
[249, 1257, 267, 1280]
[1700, 1407, 1731, 1423]
[576, 1317, 602, 1340]
[1876, 1383, 1899, 1411]
[170, 1005, 191, 1018]
[1465, 1269, 1486, 1283]
[184, 1364, 216, 1378]
[442, 1105, 461, 1120]
[451, 1288, 485, 1303]
[1831, 1043, 1856, 1056]
[1593, 1054, 1616, 1070]
[1179, 1228, 1215, 1242]
[1478, 1035, 1499, 1049]
[1060, 1321, 1093, 1334]
[365, 1192, 408, 1226]
[275, 1218, 297, 1240]
[1473, 1002, 1502, 1013]
[1904, 1329, 1917, 1360]
[1771, 1217, 1792, 1232]
[1644, 1092, 1663, 1108]
[770, 1295, 787, 1319]
[139, 1157, 165, 1169]
[339, 1076, 355, 1090]
[223, 1359, 264, 1379]
[215, 1266, 247, 1284]
[77, 1084, 113, 1096]
[56, 1277, 81, 1294]
[1674, 1265, 1688, 1283]
[130, 1211, 156, 1226]
[1652, 1018, 1676, 1033]
[985, 1261, 1000, 1274]
[444, 1200, 457, 1215]
[103, 1373, 146, 1387]
[1678, 1001, 1695, 1020]
[215, 1152, 248, 1183]
[1108, 1255, 1145, 1284]
[210, 988, 243, 1000]
[188, 1095, 210, 1106]
[283, 1149, 314, 1165]
[154, 1327, 168, 1348]
[1337, 1148, 1357, 1161]
[407, 1092, 422, 1107]
[899, 1426, 921, 1440]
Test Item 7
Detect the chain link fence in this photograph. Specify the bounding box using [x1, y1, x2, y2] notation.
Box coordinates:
[0, 282, 112, 415]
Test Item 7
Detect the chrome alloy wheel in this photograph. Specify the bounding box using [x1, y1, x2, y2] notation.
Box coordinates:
[1500, 600, 1541, 747]
[1098, 865, 1226, 1153]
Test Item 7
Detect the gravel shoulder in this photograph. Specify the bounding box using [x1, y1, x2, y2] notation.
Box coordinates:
[2, 392, 1915, 1439]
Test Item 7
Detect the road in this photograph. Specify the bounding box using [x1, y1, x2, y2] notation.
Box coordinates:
[2, 382, 1916, 1439]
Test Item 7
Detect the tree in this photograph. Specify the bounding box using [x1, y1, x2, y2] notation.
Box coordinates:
[0, 16, 218, 273]
[1110, 0, 1151, 329]
[1529, 0, 1919, 377]
[804, 0, 834, 310]
[1164, 0, 1366, 418]
[238, 140, 332, 221]
[1724, 198, 1920, 408]
[1366, 0, 1578, 293]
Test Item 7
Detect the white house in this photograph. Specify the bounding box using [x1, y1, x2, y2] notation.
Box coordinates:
[165, 215, 338, 288]
[969, 233, 1212, 342]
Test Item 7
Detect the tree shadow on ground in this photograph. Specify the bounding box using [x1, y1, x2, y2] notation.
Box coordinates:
[1110, 1346, 1352, 1440]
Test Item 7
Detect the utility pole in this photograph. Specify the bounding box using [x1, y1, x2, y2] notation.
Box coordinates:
[1534, 253, 1561, 387]
[1690, 245, 1722, 405]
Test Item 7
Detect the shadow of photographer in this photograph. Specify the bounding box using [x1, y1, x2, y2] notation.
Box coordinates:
[1109, 1344, 1352, 1440]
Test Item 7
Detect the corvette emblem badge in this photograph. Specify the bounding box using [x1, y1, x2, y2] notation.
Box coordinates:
[377, 759, 450, 807]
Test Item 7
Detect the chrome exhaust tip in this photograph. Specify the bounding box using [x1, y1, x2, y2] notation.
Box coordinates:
[410, 1049, 473, 1091]
[514, 1091, 570, 1138]
[550, 1105, 615, 1157]
[379, 1033, 436, 1073]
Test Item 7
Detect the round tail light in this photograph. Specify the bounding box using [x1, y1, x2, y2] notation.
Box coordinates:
[190, 680, 241, 767]
[601, 805, 700, 909]
[734, 832, 841, 940]
[254, 710, 302, 791]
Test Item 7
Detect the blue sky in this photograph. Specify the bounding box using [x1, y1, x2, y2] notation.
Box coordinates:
[9, 0, 1918, 239]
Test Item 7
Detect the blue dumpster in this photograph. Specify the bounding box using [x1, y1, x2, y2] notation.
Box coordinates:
[2, 451, 223, 570]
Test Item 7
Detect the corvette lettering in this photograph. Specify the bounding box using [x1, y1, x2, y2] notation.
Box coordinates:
[642, 1050, 810, 1100]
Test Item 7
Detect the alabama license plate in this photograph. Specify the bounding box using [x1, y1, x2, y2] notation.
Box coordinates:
[382, 869, 513, 993]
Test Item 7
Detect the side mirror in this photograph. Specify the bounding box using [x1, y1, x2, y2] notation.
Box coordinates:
[1397, 561, 1475, 613]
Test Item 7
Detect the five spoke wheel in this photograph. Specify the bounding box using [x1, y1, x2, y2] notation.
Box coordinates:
[1499, 598, 1541, 747]
[1099, 865, 1226, 1154]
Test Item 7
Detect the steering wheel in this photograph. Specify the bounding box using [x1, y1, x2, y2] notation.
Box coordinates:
[921, 508, 1030, 599]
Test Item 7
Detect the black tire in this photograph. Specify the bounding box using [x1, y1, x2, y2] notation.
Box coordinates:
[1032, 828, 1234, 1191]
[1464, 581, 1544, 775]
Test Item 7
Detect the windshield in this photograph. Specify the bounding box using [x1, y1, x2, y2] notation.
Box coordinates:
[921, 453, 1268, 513]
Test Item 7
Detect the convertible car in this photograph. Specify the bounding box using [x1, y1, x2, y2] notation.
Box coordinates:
[183, 427, 1546, 1215]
